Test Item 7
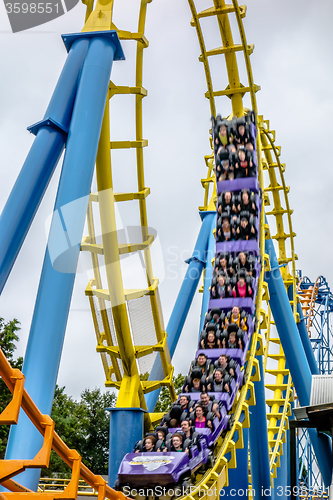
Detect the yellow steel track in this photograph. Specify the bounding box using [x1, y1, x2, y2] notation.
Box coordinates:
[81, 0, 176, 429]
[0, 0, 304, 496]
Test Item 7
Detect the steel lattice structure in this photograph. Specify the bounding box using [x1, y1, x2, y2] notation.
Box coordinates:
[0, 1, 332, 499]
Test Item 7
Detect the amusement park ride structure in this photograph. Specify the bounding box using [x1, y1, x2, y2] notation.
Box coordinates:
[0, 0, 333, 499]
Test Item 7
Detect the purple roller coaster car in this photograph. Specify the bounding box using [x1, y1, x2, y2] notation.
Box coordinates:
[118, 409, 228, 488]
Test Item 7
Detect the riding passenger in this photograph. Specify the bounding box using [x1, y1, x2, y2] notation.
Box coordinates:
[234, 118, 252, 149]
[178, 395, 195, 415]
[216, 213, 233, 242]
[225, 306, 248, 331]
[200, 330, 220, 349]
[213, 354, 236, 378]
[204, 308, 221, 327]
[217, 192, 238, 217]
[227, 331, 242, 349]
[156, 426, 168, 451]
[232, 272, 253, 298]
[199, 392, 221, 420]
[217, 252, 234, 278]
[233, 251, 256, 277]
[184, 375, 206, 393]
[206, 369, 226, 392]
[214, 119, 233, 152]
[193, 404, 212, 430]
[164, 433, 189, 455]
[236, 212, 257, 240]
[135, 435, 156, 453]
[235, 148, 255, 178]
[216, 150, 234, 181]
[214, 354, 230, 373]
[213, 273, 231, 299]
[181, 419, 199, 442]
[237, 189, 257, 216]
[190, 353, 214, 378]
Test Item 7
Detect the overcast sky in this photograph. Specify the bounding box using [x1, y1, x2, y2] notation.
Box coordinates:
[0, 0, 333, 401]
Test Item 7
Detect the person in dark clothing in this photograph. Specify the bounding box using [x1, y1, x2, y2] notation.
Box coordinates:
[180, 419, 199, 442]
[190, 354, 214, 378]
[216, 150, 235, 181]
[178, 395, 195, 414]
[236, 212, 257, 240]
[237, 189, 257, 216]
[217, 192, 238, 217]
[206, 369, 227, 392]
[199, 392, 221, 420]
[233, 251, 256, 277]
[135, 435, 157, 453]
[214, 354, 238, 379]
[200, 330, 220, 349]
[216, 213, 233, 242]
[234, 148, 255, 178]
[156, 426, 168, 451]
[217, 252, 234, 278]
[234, 118, 252, 150]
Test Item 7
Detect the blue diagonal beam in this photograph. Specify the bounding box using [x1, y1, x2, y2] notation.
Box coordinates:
[4, 31, 122, 491]
[0, 38, 89, 294]
[145, 212, 215, 412]
[265, 237, 332, 487]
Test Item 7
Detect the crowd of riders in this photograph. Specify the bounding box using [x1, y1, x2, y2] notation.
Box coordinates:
[132, 112, 258, 459]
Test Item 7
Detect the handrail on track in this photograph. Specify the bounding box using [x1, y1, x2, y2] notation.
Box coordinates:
[0, 347, 128, 499]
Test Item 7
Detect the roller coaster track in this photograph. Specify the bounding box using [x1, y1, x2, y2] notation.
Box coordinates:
[259, 122, 296, 483]
[297, 277, 320, 336]
[81, 0, 176, 428]
[0, 0, 310, 496]
[186, 0, 297, 492]
[84, 0, 266, 494]
[0, 344, 126, 499]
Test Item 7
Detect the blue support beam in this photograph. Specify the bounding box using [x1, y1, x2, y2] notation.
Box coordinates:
[0, 37, 89, 294]
[145, 212, 215, 412]
[199, 214, 216, 333]
[287, 286, 319, 376]
[264, 237, 332, 487]
[249, 355, 272, 499]
[296, 301, 319, 376]
[108, 408, 146, 487]
[275, 439, 287, 498]
[5, 32, 122, 491]
[223, 427, 249, 497]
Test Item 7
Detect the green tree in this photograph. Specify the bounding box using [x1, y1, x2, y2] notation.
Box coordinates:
[154, 374, 185, 413]
[0, 319, 116, 475]
[41, 386, 87, 477]
[0, 318, 22, 459]
[42, 387, 116, 477]
[77, 388, 116, 474]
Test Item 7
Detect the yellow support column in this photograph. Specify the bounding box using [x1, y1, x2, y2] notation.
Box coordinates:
[95, 99, 148, 415]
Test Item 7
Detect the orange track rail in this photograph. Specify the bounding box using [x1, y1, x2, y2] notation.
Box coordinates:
[0, 347, 129, 499]
[297, 278, 320, 337]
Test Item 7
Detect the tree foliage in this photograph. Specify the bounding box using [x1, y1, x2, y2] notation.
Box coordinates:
[0, 322, 184, 476]
[0, 317, 116, 475]
[0, 318, 22, 458]
[154, 374, 185, 413]
[42, 387, 116, 476]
